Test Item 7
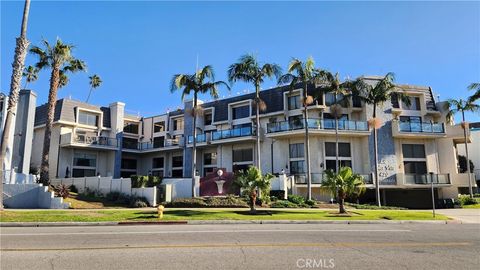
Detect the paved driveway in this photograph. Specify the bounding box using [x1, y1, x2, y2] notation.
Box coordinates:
[436, 208, 480, 223]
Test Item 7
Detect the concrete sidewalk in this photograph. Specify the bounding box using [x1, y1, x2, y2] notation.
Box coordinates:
[436, 208, 480, 224]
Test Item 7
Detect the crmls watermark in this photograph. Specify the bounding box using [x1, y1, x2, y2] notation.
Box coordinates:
[296, 258, 335, 269]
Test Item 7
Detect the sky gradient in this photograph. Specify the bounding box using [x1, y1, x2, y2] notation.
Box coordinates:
[1, 1, 479, 121]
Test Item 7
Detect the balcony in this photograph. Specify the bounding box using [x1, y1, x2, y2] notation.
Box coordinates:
[266, 118, 370, 138]
[187, 133, 208, 144]
[60, 133, 118, 150]
[398, 173, 451, 186]
[210, 126, 256, 143]
[293, 173, 373, 185]
[392, 121, 446, 138]
[122, 136, 184, 152]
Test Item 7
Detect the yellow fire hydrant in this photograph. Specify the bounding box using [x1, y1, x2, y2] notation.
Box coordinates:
[157, 205, 164, 219]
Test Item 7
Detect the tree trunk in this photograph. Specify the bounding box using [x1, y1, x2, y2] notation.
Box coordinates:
[86, 87, 93, 103]
[462, 111, 473, 198]
[334, 94, 339, 173]
[191, 92, 198, 197]
[373, 105, 381, 207]
[250, 191, 257, 213]
[0, 0, 31, 210]
[304, 83, 312, 200]
[40, 67, 61, 186]
[339, 196, 346, 214]
[255, 84, 261, 170]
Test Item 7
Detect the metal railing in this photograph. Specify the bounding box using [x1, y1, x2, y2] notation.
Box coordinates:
[65, 134, 118, 147]
[267, 118, 369, 133]
[403, 173, 451, 185]
[187, 133, 207, 144]
[398, 121, 445, 133]
[212, 126, 254, 141]
[123, 136, 184, 150]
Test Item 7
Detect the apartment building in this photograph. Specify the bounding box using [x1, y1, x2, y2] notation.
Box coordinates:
[30, 77, 475, 207]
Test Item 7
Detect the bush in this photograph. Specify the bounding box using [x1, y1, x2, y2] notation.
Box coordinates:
[456, 195, 478, 206]
[69, 185, 78, 193]
[345, 203, 407, 210]
[165, 196, 249, 208]
[305, 199, 316, 206]
[129, 197, 149, 208]
[270, 190, 285, 200]
[106, 191, 122, 202]
[270, 200, 299, 208]
[165, 198, 207, 208]
[147, 175, 162, 187]
[288, 195, 305, 205]
[131, 175, 148, 188]
[54, 184, 71, 199]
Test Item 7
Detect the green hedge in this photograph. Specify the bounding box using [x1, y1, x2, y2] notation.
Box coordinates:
[131, 175, 162, 188]
[165, 196, 248, 208]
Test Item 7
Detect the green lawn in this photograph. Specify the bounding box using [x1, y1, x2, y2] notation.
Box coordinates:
[0, 209, 448, 223]
[462, 204, 480, 209]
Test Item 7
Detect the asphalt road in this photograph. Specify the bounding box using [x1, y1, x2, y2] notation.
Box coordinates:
[1, 223, 479, 270]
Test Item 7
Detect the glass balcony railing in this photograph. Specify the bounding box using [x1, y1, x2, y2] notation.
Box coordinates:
[398, 121, 445, 133]
[212, 126, 254, 141]
[267, 118, 369, 133]
[404, 174, 450, 185]
[187, 134, 207, 144]
[68, 134, 118, 147]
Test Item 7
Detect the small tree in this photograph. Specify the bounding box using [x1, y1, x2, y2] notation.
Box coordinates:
[233, 166, 273, 213]
[321, 167, 365, 214]
[22, 65, 39, 89]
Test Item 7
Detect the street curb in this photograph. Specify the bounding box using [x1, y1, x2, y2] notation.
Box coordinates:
[0, 219, 462, 227]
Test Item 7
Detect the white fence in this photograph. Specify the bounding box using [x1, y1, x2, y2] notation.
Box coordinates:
[51, 177, 157, 206]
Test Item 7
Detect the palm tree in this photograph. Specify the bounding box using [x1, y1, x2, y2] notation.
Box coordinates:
[22, 65, 39, 89]
[319, 72, 354, 174]
[228, 54, 282, 171]
[445, 98, 480, 198]
[30, 38, 87, 185]
[86, 74, 102, 103]
[277, 57, 325, 200]
[353, 73, 410, 206]
[321, 166, 365, 214]
[171, 65, 229, 197]
[468, 83, 480, 102]
[0, 0, 31, 210]
[233, 166, 273, 213]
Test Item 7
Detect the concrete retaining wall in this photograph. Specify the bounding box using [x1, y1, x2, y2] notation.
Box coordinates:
[3, 184, 68, 209]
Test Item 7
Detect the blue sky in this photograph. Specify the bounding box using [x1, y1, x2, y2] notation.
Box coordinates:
[1, 1, 479, 121]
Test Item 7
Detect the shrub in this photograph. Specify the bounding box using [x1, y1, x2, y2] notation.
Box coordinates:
[54, 184, 71, 199]
[165, 198, 207, 208]
[287, 195, 305, 205]
[205, 196, 249, 208]
[106, 191, 122, 202]
[456, 194, 478, 206]
[270, 190, 285, 200]
[270, 200, 299, 208]
[345, 203, 407, 210]
[305, 199, 316, 206]
[69, 185, 78, 193]
[131, 175, 148, 188]
[129, 197, 149, 208]
[147, 175, 162, 187]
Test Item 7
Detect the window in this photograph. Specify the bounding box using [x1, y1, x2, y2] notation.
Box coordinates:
[173, 118, 184, 131]
[121, 159, 137, 170]
[232, 105, 250, 120]
[324, 142, 352, 171]
[289, 143, 304, 159]
[204, 152, 217, 166]
[204, 112, 213, 126]
[172, 156, 183, 168]
[290, 160, 305, 174]
[122, 137, 138, 149]
[120, 171, 136, 178]
[288, 115, 304, 129]
[203, 167, 216, 177]
[78, 111, 98, 126]
[325, 142, 351, 157]
[152, 157, 164, 177]
[288, 95, 301, 110]
[154, 121, 165, 133]
[233, 149, 253, 163]
[152, 157, 164, 169]
[403, 161, 427, 174]
[325, 93, 347, 107]
[400, 116, 421, 123]
[402, 144, 426, 159]
[153, 136, 164, 148]
[72, 152, 96, 177]
[123, 122, 139, 134]
[402, 96, 421, 111]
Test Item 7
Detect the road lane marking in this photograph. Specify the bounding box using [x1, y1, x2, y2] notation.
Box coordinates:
[0, 242, 471, 252]
[1, 229, 411, 236]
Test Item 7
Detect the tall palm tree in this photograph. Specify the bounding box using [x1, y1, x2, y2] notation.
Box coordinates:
[22, 65, 39, 89]
[228, 54, 282, 171]
[445, 98, 480, 198]
[0, 0, 31, 210]
[321, 166, 365, 214]
[30, 38, 87, 185]
[353, 73, 410, 206]
[86, 74, 102, 103]
[319, 72, 354, 174]
[171, 65, 229, 197]
[468, 82, 480, 102]
[277, 57, 325, 200]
